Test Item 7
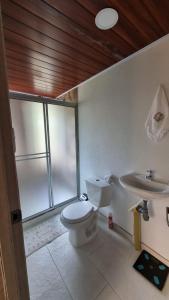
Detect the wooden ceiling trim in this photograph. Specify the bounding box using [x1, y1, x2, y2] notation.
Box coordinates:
[7, 52, 88, 82]
[11, 0, 119, 61]
[7, 63, 78, 86]
[43, 0, 136, 55]
[6, 49, 92, 80]
[8, 75, 70, 91]
[6, 61, 79, 86]
[9, 81, 63, 92]
[2, 0, 169, 99]
[142, 0, 169, 34]
[8, 77, 66, 93]
[7, 69, 73, 88]
[2, 2, 115, 66]
[8, 78, 72, 96]
[8, 80, 59, 94]
[7, 73, 75, 93]
[5, 33, 105, 72]
[6, 50, 90, 81]
[4, 19, 111, 72]
[108, 0, 164, 40]
[5, 40, 101, 75]
[6, 29, 109, 73]
[4, 30, 106, 73]
[7, 75, 78, 96]
[9, 84, 63, 98]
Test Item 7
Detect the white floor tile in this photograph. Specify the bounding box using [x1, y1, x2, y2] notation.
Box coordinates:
[24, 214, 67, 256]
[79, 229, 108, 256]
[35, 285, 72, 300]
[27, 246, 72, 300]
[96, 285, 121, 300]
[47, 233, 106, 300]
[26, 214, 169, 300]
[88, 232, 169, 300]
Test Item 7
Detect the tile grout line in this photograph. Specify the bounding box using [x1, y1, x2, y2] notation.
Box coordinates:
[24, 230, 67, 258]
[92, 284, 108, 300]
[46, 245, 74, 300]
[93, 283, 123, 300]
[23, 213, 68, 257]
[80, 229, 124, 300]
[91, 265, 123, 300]
[47, 243, 108, 300]
[27, 215, 131, 300]
[78, 240, 123, 300]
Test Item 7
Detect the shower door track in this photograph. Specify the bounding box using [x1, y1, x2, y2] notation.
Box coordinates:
[22, 196, 78, 223]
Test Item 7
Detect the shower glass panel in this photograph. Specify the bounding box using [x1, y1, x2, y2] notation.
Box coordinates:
[48, 105, 77, 205]
[16, 157, 49, 219]
[10, 100, 46, 155]
[10, 97, 78, 220]
[10, 99, 50, 219]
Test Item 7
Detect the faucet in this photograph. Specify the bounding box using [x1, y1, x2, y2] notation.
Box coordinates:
[145, 169, 153, 181]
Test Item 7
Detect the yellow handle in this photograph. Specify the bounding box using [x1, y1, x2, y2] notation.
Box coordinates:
[133, 208, 141, 251]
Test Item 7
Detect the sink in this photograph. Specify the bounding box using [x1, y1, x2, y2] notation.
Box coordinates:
[119, 172, 169, 200]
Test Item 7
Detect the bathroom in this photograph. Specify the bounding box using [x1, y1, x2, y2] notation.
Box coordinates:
[11, 33, 169, 300]
[1, 2, 169, 300]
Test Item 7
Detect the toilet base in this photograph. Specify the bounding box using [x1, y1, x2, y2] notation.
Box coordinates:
[69, 214, 98, 247]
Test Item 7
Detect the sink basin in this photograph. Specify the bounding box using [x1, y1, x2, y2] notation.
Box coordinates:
[119, 172, 169, 200]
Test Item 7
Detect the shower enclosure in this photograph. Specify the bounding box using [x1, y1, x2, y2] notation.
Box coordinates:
[10, 94, 78, 221]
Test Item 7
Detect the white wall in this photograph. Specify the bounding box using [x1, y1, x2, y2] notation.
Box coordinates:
[78, 35, 169, 260]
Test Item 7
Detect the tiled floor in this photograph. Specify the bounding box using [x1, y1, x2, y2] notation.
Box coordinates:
[24, 213, 67, 256]
[26, 216, 169, 300]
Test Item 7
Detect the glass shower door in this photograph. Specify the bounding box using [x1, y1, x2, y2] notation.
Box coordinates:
[48, 105, 77, 205]
[10, 100, 50, 219]
[10, 99, 78, 219]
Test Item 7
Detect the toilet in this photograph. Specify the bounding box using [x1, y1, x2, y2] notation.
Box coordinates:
[60, 177, 113, 247]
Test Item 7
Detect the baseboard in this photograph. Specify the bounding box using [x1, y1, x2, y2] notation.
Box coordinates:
[141, 243, 169, 266]
[99, 212, 169, 266]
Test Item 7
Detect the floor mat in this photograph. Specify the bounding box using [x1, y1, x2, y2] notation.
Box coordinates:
[24, 214, 67, 257]
[133, 250, 169, 290]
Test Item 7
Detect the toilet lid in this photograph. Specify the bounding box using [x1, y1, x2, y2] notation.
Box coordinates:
[62, 201, 94, 224]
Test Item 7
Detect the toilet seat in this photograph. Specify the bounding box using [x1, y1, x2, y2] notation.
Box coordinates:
[61, 202, 95, 224]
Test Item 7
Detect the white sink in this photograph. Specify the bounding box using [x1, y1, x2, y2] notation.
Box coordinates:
[119, 172, 169, 200]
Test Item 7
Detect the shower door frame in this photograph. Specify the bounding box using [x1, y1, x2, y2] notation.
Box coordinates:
[10, 91, 80, 222]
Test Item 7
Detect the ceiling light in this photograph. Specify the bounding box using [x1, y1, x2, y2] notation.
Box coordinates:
[95, 8, 118, 30]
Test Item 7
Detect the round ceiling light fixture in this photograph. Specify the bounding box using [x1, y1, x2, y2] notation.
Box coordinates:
[95, 8, 118, 30]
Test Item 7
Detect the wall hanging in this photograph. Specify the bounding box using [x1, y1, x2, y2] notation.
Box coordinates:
[145, 85, 169, 142]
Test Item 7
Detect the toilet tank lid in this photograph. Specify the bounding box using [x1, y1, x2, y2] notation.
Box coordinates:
[61, 201, 93, 223]
[86, 178, 110, 188]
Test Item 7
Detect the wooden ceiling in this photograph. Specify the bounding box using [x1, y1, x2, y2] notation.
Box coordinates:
[1, 0, 169, 101]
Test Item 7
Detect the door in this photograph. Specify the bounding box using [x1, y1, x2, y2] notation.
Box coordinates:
[0, 5, 30, 300]
[10, 100, 50, 219]
[48, 104, 77, 206]
[10, 100, 78, 220]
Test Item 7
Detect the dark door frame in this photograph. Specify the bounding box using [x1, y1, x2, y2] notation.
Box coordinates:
[0, 4, 30, 300]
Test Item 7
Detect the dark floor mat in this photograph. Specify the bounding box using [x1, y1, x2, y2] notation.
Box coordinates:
[133, 250, 169, 290]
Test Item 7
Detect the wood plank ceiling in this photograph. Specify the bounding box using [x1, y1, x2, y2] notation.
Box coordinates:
[1, 0, 169, 101]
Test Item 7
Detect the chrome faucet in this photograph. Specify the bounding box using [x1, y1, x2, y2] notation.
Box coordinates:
[145, 169, 153, 181]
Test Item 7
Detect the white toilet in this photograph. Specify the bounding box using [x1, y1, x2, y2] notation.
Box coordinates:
[60, 177, 113, 247]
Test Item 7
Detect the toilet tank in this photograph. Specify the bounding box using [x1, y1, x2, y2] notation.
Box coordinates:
[85, 178, 113, 207]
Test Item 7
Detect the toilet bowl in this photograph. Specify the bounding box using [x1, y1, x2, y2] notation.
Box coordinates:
[60, 177, 113, 247]
[61, 201, 98, 247]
